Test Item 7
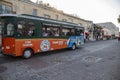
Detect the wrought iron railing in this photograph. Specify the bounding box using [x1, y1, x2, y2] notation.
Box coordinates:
[0, 10, 16, 14]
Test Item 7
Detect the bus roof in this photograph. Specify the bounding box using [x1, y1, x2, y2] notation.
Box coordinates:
[0, 14, 84, 28]
[0, 14, 18, 17]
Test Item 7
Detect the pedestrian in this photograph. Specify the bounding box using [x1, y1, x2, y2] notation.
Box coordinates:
[118, 36, 120, 41]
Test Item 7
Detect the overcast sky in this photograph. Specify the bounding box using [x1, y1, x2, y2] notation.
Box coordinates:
[31, 0, 120, 28]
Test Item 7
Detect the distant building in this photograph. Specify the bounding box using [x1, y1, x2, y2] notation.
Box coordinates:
[93, 24, 103, 40]
[96, 22, 119, 37]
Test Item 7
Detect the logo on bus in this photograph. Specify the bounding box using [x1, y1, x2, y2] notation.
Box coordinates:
[40, 40, 50, 51]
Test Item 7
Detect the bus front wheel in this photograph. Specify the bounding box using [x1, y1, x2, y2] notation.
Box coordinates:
[22, 49, 33, 59]
[71, 44, 76, 50]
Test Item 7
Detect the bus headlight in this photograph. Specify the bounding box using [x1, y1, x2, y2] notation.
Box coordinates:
[6, 46, 10, 49]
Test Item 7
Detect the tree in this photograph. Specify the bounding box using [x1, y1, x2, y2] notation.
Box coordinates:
[118, 15, 120, 23]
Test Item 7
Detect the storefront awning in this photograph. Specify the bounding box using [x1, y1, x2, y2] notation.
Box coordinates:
[85, 32, 90, 35]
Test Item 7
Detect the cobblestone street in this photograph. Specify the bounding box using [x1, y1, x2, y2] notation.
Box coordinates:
[0, 39, 120, 80]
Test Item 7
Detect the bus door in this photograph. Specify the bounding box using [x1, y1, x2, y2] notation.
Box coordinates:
[75, 28, 84, 46]
[0, 19, 3, 49]
[1, 17, 16, 55]
[67, 27, 84, 49]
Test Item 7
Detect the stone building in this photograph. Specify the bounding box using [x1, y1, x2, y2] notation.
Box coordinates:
[97, 22, 119, 38]
[93, 24, 103, 40]
[0, 0, 94, 40]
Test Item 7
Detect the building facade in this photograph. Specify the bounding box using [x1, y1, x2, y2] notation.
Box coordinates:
[0, 0, 94, 41]
[97, 22, 119, 38]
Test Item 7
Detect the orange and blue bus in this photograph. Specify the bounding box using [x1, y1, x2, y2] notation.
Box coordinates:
[0, 14, 84, 58]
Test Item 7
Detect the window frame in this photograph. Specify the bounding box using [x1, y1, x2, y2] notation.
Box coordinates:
[41, 22, 60, 38]
[1, 17, 17, 37]
[16, 18, 41, 39]
[0, 3, 12, 14]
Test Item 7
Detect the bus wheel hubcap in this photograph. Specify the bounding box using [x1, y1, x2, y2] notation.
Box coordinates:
[24, 50, 31, 58]
[72, 45, 75, 50]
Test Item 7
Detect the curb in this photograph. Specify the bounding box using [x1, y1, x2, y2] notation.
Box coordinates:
[85, 40, 105, 43]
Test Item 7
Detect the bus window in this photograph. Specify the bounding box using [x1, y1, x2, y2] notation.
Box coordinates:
[62, 28, 70, 36]
[6, 23, 14, 36]
[17, 21, 35, 37]
[75, 28, 84, 36]
[71, 28, 75, 35]
[0, 20, 2, 36]
[42, 23, 60, 37]
[17, 21, 25, 37]
[52, 27, 59, 37]
[0, 20, 3, 45]
[62, 27, 75, 36]
[28, 22, 35, 36]
[0, 17, 16, 37]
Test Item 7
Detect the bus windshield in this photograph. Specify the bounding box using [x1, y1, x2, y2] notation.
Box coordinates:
[5, 23, 14, 36]
[1, 17, 16, 37]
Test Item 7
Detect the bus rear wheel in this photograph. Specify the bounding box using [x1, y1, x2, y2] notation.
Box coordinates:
[23, 49, 33, 59]
[71, 44, 76, 50]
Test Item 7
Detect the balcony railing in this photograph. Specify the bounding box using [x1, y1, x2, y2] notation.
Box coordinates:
[0, 10, 16, 14]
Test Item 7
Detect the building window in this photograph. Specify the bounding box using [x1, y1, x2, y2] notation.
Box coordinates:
[0, 4, 2, 14]
[0, 4, 12, 14]
[69, 18, 73, 23]
[32, 9, 37, 16]
[5, 6, 11, 13]
[44, 14, 51, 18]
[78, 23, 83, 26]
[55, 15, 59, 20]
[62, 19, 67, 22]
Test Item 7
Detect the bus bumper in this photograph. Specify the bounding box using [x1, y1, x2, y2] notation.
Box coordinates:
[1, 51, 16, 57]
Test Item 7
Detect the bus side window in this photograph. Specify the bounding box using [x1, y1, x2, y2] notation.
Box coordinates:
[42, 26, 60, 37]
[75, 29, 84, 36]
[71, 29, 75, 35]
[17, 21, 25, 37]
[27, 22, 35, 36]
[62, 28, 74, 36]
[17, 24, 23, 36]
[42, 27, 48, 37]
[62, 28, 70, 36]
[80, 29, 84, 36]
[53, 28, 59, 37]
[7, 23, 14, 36]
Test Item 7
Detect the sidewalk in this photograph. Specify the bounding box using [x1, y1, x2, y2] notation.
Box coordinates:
[0, 46, 3, 57]
[85, 39, 105, 43]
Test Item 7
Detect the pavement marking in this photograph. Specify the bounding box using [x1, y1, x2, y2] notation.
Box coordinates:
[82, 56, 102, 63]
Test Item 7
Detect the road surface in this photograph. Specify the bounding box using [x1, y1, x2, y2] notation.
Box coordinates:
[0, 39, 120, 80]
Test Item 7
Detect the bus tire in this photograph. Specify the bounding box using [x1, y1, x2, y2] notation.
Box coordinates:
[22, 49, 33, 59]
[71, 44, 76, 50]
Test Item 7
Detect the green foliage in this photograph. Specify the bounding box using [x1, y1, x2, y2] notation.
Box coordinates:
[118, 18, 120, 23]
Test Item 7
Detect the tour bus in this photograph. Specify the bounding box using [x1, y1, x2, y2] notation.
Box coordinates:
[0, 14, 84, 58]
